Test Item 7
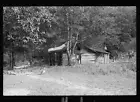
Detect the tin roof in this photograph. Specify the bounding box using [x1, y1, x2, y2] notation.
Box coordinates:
[82, 36, 108, 54]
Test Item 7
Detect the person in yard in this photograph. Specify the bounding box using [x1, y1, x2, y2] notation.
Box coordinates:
[76, 53, 81, 64]
[40, 67, 46, 75]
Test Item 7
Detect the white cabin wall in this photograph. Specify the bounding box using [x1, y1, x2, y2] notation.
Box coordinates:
[81, 53, 96, 64]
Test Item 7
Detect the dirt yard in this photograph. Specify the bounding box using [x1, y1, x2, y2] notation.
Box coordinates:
[3, 63, 136, 96]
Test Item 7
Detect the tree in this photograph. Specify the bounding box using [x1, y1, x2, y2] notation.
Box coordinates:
[3, 7, 23, 70]
[3, 6, 136, 68]
[3, 6, 58, 68]
[52, 7, 86, 65]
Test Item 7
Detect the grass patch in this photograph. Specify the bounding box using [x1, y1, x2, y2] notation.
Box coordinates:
[66, 56, 136, 79]
[3, 55, 136, 79]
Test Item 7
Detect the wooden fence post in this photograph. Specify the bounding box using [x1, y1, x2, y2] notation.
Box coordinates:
[61, 97, 65, 102]
[80, 97, 83, 102]
[64, 97, 68, 102]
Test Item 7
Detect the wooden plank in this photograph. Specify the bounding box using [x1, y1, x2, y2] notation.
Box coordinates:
[48, 44, 66, 52]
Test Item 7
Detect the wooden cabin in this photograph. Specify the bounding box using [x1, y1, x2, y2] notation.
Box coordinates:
[79, 45, 109, 64]
[47, 36, 110, 66]
[74, 35, 110, 64]
[47, 43, 109, 66]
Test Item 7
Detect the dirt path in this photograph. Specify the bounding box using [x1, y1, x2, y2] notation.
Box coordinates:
[3, 67, 136, 95]
[3, 74, 114, 95]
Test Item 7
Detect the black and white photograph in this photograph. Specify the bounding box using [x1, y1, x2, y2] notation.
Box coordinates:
[3, 6, 136, 96]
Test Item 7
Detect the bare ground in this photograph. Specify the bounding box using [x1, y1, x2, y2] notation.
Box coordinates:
[3, 63, 136, 95]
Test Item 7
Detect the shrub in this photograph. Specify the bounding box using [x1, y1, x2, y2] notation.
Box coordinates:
[3, 53, 10, 67]
[126, 61, 136, 72]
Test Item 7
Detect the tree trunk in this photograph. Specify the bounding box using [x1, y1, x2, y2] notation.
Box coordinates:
[67, 51, 71, 66]
[66, 40, 72, 66]
[9, 45, 14, 70]
[66, 9, 72, 66]
[9, 51, 13, 70]
[72, 33, 79, 64]
[12, 50, 15, 66]
[23, 50, 26, 62]
[72, 33, 79, 55]
[28, 51, 33, 65]
[29, 58, 33, 65]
